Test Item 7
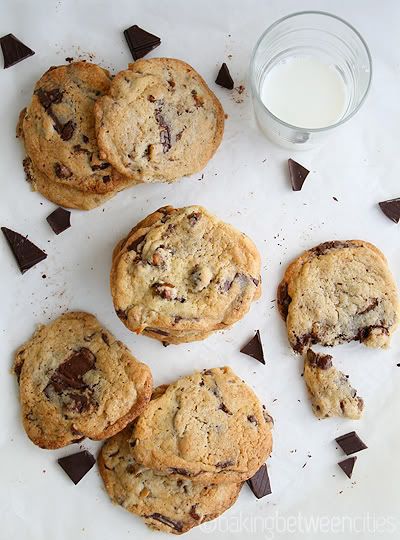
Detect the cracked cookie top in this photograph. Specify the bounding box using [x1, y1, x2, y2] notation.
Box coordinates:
[277, 240, 400, 352]
[14, 311, 152, 449]
[130, 367, 273, 484]
[94, 58, 224, 182]
[99, 422, 241, 534]
[21, 62, 133, 194]
[111, 205, 261, 343]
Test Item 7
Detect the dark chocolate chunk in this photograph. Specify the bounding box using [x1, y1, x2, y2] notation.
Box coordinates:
[277, 281, 291, 320]
[36, 88, 63, 109]
[247, 464, 272, 499]
[58, 450, 95, 484]
[0, 33, 34, 68]
[124, 25, 161, 61]
[288, 158, 310, 191]
[189, 505, 200, 521]
[155, 108, 171, 153]
[215, 62, 234, 90]
[169, 467, 191, 476]
[54, 162, 72, 179]
[60, 120, 75, 141]
[240, 330, 265, 364]
[1, 227, 47, 274]
[23, 157, 34, 183]
[188, 212, 201, 226]
[311, 240, 352, 256]
[338, 456, 357, 479]
[335, 431, 367, 455]
[306, 349, 332, 370]
[91, 162, 110, 171]
[379, 198, 400, 223]
[215, 460, 234, 469]
[46, 348, 96, 394]
[127, 233, 146, 253]
[145, 327, 170, 336]
[82, 134, 89, 143]
[147, 513, 183, 533]
[247, 415, 258, 426]
[218, 403, 232, 415]
[46, 207, 71, 235]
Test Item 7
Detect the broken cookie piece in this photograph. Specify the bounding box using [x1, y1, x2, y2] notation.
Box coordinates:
[304, 349, 364, 420]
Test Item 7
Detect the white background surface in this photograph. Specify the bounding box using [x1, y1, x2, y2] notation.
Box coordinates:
[1, 1, 399, 538]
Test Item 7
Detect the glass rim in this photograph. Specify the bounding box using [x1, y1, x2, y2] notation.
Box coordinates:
[249, 10, 373, 134]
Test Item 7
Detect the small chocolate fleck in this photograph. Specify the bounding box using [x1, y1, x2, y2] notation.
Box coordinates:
[378, 198, 400, 223]
[46, 207, 71, 235]
[57, 450, 95, 484]
[335, 432, 367, 456]
[247, 464, 272, 499]
[240, 330, 265, 364]
[215, 62, 234, 90]
[0, 33, 34, 68]
[288, 158, 310, 191]
[1, 227, 47, 274]
[338, 456, 357, 479]
[123, 25, 161, 61]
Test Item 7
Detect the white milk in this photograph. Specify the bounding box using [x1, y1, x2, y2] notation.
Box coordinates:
[261, 56, 348, 129]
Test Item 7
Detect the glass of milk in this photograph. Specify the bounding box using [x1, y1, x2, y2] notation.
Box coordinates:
[250, 11, 372, 150]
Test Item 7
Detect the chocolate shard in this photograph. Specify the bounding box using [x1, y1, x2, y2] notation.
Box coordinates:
[58, 450, 95, 484]
[338, 456, 357, 479]
[46, 207, 71, 235]
[240, 330, 265, 364]
[0, 33, 35, 68]
[215, 62, 234, 90]
[123, 25, 161, 61]
[47, 348, 96, 394]
[288, 158, 310, 191]
[1, 227, 47, 274]
[247, 464, 272, 499]
[147, 513, 183, 533]
[379, 198, 400, 223]
[335, 431, 367, 455]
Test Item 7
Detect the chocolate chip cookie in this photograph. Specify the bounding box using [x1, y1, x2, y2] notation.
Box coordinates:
[304, 350, 364, 419]
[277, 240, 400, 353]
[14, 312, 152, 449]
[111, 205, 261, 344]
[99, 425, 242, 534]
[94, 58, 224, 182]
[131, 367, 273, 484]
[19, 62, 134, 207]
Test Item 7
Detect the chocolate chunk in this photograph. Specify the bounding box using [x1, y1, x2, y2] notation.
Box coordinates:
[169, 467, 191, 476]
[357, 298, 378, 316]
[335, 431, 367, 455]
[247, 415, 258, 426]
[155, 108, 171, 153]
[60, 120, 75, 141]
[240, 330, 265, 364]
[124, 25, 161, 61]
[306, 349, 332, 370]
[191, 89, 204, 108]
[127, 234, 146, 253]
[247, 464, 272, 499]
[57, 450, 95, 484]
[1, 227, 47, 274]
[147, 513, 183, 533]
[145, 327, 170, 337]
[277, 281, 291, 320]
[215, 62, 234, 90]
[310, 240, 352, 256]
[116, 309, 127, 321]
[219, 403, 232, 415]
[22, 157, 34, 183]
[82, 135, 89, 144]
[36, 88, 63, 109]
[54, 163, 72, 179]
[0, 33, 34, 68]
[91, 162, 110, 171]
[338, 456, 357, 479]
[288, 158, 310, 191]
[152, 282, 176, 300]
[215, 460, 234, 469]
[46, 348, 96, 394]
[67, 393, 90, 413]
[189, 505, 201, 521]
[73, 144, 90, 154]
[101, 332, 109, 345]
[46, 207, 71, 235]
[187, 212, 201, 226]
[379, 198, 400, 223]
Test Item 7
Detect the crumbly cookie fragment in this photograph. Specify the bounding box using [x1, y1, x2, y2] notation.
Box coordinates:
[304, 350, 364, 419]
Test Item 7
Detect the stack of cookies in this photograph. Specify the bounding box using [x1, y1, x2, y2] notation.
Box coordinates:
[99, 367, 273, 534]
[17, 59, 224, 210]
[111, 205, 262, 344]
